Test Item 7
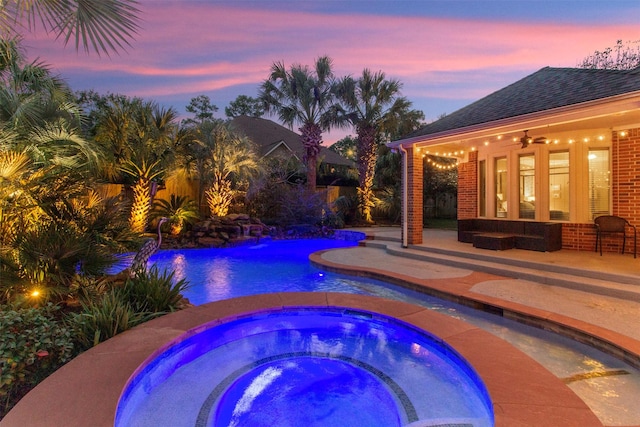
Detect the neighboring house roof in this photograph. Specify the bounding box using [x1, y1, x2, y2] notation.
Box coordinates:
[405, 66, 640, 139]
[230, 115, 354, 167]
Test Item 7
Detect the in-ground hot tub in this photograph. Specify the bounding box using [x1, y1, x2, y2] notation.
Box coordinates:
[115, 307, 494, 427]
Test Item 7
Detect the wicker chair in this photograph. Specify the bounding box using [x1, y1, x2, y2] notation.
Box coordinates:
[594, 215, 637, 258]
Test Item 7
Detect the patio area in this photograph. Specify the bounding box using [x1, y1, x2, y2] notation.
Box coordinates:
[327, 227, 640, 357]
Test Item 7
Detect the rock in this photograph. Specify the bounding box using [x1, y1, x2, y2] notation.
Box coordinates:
[217, 225, 241, 236]
[197, 236, 225, 247]
[226, 213, 249, 221]
[192, 221, 210, 232]
[185, 214, 295, 248]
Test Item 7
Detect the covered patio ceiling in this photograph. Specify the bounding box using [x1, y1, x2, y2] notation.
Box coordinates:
[391, 91, 640, 160]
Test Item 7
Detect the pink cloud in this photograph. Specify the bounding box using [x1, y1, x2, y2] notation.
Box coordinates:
[19, 1, 640, 129]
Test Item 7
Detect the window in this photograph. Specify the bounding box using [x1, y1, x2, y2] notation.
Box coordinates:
[495, 157, 507, 217]
[588, 149, 610, 219]
[549, 152, 569, 220]
[479, 160, 486, 216]
[519, 155, 535, 219]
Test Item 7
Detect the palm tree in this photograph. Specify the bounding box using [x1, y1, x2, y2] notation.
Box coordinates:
[171, 121, 259, 217]
[201, 123, 259, 216]
[0, 39, 138, 302]
[1, 0, 140, 56]
[172, 120, 216, 211]
[153, 194, 199, 236]
[0, 37, 81, 133]
[337, 69, 414, 223]
[260, 56, 345, 190]
[120, 158, 163, 234]
[91, 96, 179, 232]
[0, 37, 102, 239]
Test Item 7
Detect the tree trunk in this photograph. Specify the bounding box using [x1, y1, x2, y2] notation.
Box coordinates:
[300, 123, 322, 191]
[206, 177, 233, 217]
[357, 124, 378, 223]
[130, 178, 151, 233]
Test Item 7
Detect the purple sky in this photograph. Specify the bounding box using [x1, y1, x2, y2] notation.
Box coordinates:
[21, 0, 640, 144]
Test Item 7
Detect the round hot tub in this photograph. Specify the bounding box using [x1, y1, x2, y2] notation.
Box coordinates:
[116, 307, 494, 427]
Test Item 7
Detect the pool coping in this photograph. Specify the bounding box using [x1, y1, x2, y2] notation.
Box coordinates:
[1, 292, 603, 427]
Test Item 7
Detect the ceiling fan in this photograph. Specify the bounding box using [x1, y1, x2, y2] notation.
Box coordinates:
[520, 130, 547, 148]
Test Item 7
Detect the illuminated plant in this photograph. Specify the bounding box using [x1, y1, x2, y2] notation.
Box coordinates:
[206, 176, 233, 217]
[153, 194, 199, 236]
[186, 123, 259, 218]
[121, 159, 163, 234]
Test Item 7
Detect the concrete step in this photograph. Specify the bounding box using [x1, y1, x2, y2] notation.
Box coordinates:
[361, 240, 640, 303]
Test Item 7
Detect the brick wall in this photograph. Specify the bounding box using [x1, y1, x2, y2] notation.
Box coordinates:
[406, 147, 423, 244]
[457, 150, 478, 219]
[561, 223, 596, 251]
[612, 128, 640, 224]
[611, 128, 639, 255]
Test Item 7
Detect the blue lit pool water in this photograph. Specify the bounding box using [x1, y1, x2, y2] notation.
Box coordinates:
[116, 308, 494, 427]
[149, 239, 360, 305]
[130, 238, 640, 426]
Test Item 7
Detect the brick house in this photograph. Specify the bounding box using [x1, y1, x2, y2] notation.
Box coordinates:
[389, 66, 640, 253]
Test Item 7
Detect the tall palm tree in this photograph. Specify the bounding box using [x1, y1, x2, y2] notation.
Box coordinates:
[171, 119, 216, 211]
[337, 69, 414, 223]
[1, 0, 140, 56]
[260, 56, 344, 190]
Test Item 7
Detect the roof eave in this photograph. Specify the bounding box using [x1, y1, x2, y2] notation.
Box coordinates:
[261, 140, 301, 161]
[389, 90, 640, 148]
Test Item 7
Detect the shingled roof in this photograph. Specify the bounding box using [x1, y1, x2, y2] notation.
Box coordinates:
[407, 66, 640, 139]
[230, 115, 354, 167]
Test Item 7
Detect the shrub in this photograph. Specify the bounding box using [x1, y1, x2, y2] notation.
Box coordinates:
[248, 181, 332, 227]
[122, 266, 190, 313]
[153, 195, 200, 236]
[0, 304, 76, 416]
[69, 266, 189, 349]
[69, 291, 153, 350]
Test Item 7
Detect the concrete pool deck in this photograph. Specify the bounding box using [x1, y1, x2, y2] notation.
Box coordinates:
[3, 227, 639, 427]
[323, 227, 640, 362]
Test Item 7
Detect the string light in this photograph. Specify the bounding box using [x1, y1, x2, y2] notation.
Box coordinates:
[424, 155, 458, 170]
[468, 132, 610, 148]
[410, 131, 615, 162]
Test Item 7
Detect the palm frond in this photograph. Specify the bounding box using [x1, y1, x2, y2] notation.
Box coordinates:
[0, 149, 30, 180]
[10, 0, 141, 56]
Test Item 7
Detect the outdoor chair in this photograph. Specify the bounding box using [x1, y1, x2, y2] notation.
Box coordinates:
[594, 215, 637, 258]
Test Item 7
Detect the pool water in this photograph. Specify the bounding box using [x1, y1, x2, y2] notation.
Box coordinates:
[116, 309, 494, 427]
[142, 238, 640, 426]
[150, 239, 359, 305]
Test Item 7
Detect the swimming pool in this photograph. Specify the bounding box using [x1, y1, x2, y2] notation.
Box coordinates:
[116, 308, 494, 427]
[142, 238, 640, 426]
[151, 238, 360, 305]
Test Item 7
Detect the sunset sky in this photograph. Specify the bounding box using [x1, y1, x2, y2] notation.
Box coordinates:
[20, 0, 640, 144]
